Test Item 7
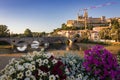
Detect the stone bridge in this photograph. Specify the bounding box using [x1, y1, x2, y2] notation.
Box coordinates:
[0, 37, 67, 46]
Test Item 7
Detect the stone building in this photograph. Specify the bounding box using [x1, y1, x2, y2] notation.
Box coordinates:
[66, 10, 108, 28]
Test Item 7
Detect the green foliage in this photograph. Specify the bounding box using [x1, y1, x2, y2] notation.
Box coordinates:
[24, 28, 33, 37]
[0, 25, 10, 37]
[32, 32, 47, 37]
[110, 19, 120, 42]
[53, 23, 85, 34]
[98, 19, 120, 42]
[86, 26, 93, 30]
[10, 33, 19, 37]
[99, 28, 111, 40]
[111, 19, 120, 29]
[110, 28, 120, 42]
[117, 50, 120, 65]
[80, 31, 90, 41]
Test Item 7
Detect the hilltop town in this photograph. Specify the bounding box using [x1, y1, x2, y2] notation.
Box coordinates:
[55, 10, 120, 42]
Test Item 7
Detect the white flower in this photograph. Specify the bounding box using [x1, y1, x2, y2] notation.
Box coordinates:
[8, 66, 13, 70]
[30, 65, 36, 71]
[36, 59, 42, 66]
[31, 61, 35, 65]
[38, 70, 44, 76]
[49, 75, 56, 80]
[43, 72, 47, 76]
[27, 57, 33, 61]
[9, 67, 16, 75]
[19, 59, 25, 63]
[77, 74, 82, 79]
[70, 76, 75, 80]
[24, 77, 30, 80]
[7, 76, 12, 80]
[36, 59, 42, 63]
[73, 59, 77, 63]
[0, 75, 8, 80]
[65, 68, 70, 75]
[41, 48, 45, 51]
[30, 75, 36, 80]
[23, 63, 32, 68]
[17, 72, 23, 79]
[25, 70, 32, 76]
[55, 75, 59, 78]
[33, 51, 39, 55]
[43, 59, 49, 64]
[39, 63, 42, 66]
[39, 78, 42, 80]
[52, 59, 57, 64]
[14, 61, 20, 65]
[9, 58, 16, 64]
[48, 65, 50, 68]
[45, 53, 52, 58]
[16, 65, 25, 71]
[69, 61, 73, 65]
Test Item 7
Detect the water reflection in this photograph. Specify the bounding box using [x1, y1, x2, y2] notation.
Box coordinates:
[0, 43, 89, 54]
[66, 44, 80, 51]
[0, 49, 12, 54]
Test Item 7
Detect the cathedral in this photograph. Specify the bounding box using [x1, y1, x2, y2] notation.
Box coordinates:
[66, 10, 108, 28]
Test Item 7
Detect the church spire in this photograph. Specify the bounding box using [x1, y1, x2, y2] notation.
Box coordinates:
[84, 10, 88, 30]
[84, 10, 88, 18]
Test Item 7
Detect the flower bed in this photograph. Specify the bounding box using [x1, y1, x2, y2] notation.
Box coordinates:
[0, 51, 66, 80]
[60, 53, 84, 80]
[83, 45, 120, 80]
[0, 45, 120, 80]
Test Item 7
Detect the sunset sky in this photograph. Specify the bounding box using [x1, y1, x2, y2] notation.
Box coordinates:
[0, 0, 120, 33]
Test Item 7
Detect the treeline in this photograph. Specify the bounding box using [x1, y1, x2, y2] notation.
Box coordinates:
[53, 23, 94, 32]
[0, 25, 48, 38]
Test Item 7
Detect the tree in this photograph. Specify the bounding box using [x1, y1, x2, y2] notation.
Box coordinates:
[111, 19, 120, 29]
[110, 28, 120, 42]
[41, 32, 46, 37]
[87, 25, 94, 30]
[0, 25, 10, 37]
[99, 28, 111, 40]
[110, 19, 120, 42]
[32, 32, 42, 37]
[61, 23, 67, 29]
[24, 28, 33, 37]
[80, 31, 90, 42]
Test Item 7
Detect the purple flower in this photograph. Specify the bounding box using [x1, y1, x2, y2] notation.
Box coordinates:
[83, 45, 120, 80]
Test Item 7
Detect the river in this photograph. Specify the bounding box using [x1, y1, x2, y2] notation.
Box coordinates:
[0, 43, 120, 55]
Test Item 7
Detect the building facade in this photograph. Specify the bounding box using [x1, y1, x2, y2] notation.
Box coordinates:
[66, 11, 108, 27]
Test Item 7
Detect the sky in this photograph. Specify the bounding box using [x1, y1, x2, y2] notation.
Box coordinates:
[0, 0, 120, 33]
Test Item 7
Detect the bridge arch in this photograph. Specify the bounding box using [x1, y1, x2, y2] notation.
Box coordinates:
[66, 39, 73, 46]
[0, 40, 11, 45]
